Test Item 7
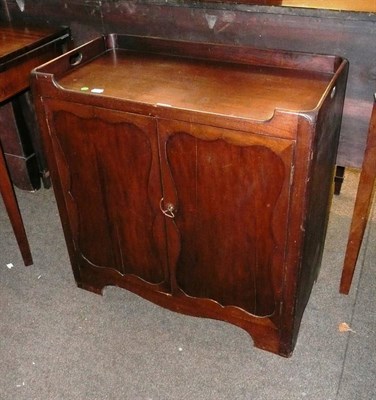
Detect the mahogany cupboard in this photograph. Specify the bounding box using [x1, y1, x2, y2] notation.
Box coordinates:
[31, 34, 348, 356]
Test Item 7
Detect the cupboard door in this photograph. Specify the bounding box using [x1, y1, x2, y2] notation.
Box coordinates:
[45, 100, 169, 287]
[158, 120, 294, 317]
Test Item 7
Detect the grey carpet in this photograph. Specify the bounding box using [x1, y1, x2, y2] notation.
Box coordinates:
[1, 169, 375, 400]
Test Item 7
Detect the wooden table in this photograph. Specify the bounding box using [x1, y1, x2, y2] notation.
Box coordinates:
[0, 23, 70, 265]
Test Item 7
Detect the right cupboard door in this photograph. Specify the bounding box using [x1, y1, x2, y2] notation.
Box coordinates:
[158, 119, 295, 317]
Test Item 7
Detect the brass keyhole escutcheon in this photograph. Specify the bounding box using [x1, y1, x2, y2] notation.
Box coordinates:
[160, 198, 176, 218]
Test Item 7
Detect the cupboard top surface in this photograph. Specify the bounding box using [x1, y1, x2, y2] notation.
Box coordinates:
[56, 49, 334, 121]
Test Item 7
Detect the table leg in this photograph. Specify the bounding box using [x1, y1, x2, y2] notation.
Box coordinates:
[334, 165, 345, 195]
[340, 98, 376, 294]
[0, 142, 33, 266]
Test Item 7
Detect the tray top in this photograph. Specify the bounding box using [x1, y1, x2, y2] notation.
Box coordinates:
[0, 23, 68, 65]
[56, 48, 334, 121]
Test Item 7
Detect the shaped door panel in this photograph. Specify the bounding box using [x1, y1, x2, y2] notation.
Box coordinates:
[46, 101, 168, 287]
[158, 120, 294, 316]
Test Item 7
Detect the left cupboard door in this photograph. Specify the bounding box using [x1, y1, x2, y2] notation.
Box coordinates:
[43, 100, 170, 291]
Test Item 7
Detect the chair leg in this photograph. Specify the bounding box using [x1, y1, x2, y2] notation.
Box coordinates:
[0, 144, 33, 266]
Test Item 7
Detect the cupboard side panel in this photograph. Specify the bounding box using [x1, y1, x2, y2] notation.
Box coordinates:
[44, 100, 169, 288]
[295, 65, 348, 328]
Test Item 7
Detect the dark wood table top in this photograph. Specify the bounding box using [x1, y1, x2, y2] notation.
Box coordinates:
[0, 23, 70, 102]
[0, 23, 69, 71]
